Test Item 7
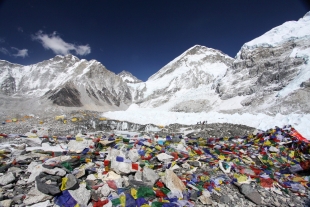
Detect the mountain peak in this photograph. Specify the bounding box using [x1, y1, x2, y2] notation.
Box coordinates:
[51, 54, 80, 63]
[303, 11, 310, 20]
[118, 70, 142, 83]
[148, 45, 233, 81]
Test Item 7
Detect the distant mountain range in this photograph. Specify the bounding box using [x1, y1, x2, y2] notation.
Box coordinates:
[0, 11, 309, 116]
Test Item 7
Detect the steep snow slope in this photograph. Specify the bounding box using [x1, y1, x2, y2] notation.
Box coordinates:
[216, 11, 310, 114]
[238, 11, 310, 51]
[130, 45, 234, 111]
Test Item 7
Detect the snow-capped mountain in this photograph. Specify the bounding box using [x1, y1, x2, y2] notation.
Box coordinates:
[0, 55, 132, 114]
[129, 45, 234, 112]
[0, 12, 309, 116]
[217, 11, 310, 114]
[118, 70, 142, 83]
[127, 12, 310, 115]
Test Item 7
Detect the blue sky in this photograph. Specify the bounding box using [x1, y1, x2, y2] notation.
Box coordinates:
[0, 0, 309, 81]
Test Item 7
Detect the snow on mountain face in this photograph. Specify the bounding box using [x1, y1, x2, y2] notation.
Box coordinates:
[129, 45, 234, 111]
[237, 12, 310, 55]
[217, 12, 310, 114]
[1, 12, 310, 117]
[118, 70, 142, 83]
[0, 55, 132, 112]
[126, 12, 310, 115]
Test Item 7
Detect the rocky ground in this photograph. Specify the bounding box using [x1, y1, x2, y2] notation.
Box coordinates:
[0, 112, 310, 206]
[0, 110, 255, 137]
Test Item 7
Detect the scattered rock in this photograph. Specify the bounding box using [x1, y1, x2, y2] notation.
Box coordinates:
[162, 169, 186, 198]
[142, 167, 159, 186]
[220, 194, 231, 204]
[23, 187, 53, 205]
[0, 172, 15, 185]
[69, 183, 91, 206]
[0, 199, 13, 207]
[42, 167, 66, 176]
[35, 173, 62, 196]
[239, 184, 262, 205]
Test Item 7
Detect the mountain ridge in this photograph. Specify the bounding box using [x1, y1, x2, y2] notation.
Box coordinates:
[0, 11, 310, 116]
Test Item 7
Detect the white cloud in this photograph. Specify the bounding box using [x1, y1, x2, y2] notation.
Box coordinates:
[11, 47, 28, 58]
[0, 45, 28, 58]
[32, 31, 91, 56]
[76, 45, 91, 56]
[0, 47, 10, 55]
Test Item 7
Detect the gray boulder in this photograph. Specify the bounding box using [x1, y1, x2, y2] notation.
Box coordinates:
[0, 172, 15, 186]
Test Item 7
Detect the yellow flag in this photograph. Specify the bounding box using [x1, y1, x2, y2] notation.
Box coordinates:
[131, 188, 138, 199]
[60, 177, 68, 191]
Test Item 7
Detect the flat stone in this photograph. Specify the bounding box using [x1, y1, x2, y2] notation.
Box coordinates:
[75, 168, 85, 178]
[65, 174, 79, 190]
[128, 149, 139, 162]
[134, 170, 142, 181]
[188, 160, 201, 167]
[42, 167, 66, 176]
[102, 171, 121, 181]
[7, 166, 23, 175]
[273, 201, 281, 207]
[0, 199, 13, 207]
[239, 184, 262, 205]
[181, 162, 191, 169]
[0, 164, 11, 173]
[2, 184, 14, 189]
[86, 174, 97, 181]
[35, 173, 61, 196]
[244, 192, 262, 205]
[239, 184, 255, 194]
[199, 195, 213, 205]
[27, 162, 44, 183]
[228, 194, 234, 202]
[211, 193, 221, 202]
[75, 168, 85, 179]
[12, 194, 24, 204]
[28, 200, 51, 207]
[189, 190, 197, 200]
[162, 169, 186, 198]
[156, 153, 174, 161]
[91, 189, 99, 201]
[220, 195, 231, 204]
[0, 172, 15, 185]
[69, 183, 91, 206]
[115, 177, 124, 188]
[142, 167, 159, 186]
[100, 184, 111, 197]
[23, 187, 52, 205]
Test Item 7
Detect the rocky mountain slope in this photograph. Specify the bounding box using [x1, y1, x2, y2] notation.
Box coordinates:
[130, 11, 310, 115]
[128, 45, 234, 112]
[0, 55, 132, 114]
[0, 12, 309, 117]
[217, 11, 310, 115]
